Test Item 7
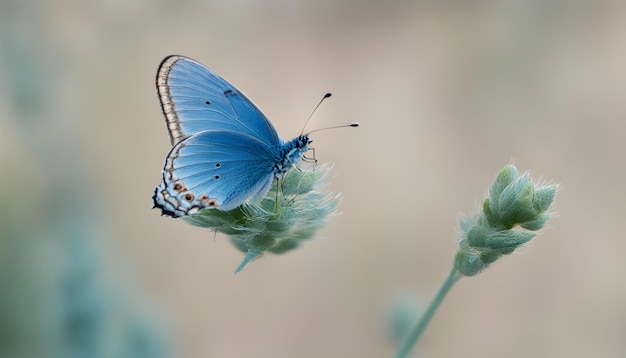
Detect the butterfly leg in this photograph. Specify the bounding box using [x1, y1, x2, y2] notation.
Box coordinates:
[303, 147, 317, 164]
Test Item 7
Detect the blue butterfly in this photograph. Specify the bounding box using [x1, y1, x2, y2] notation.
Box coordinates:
[152, 55, 354, 218]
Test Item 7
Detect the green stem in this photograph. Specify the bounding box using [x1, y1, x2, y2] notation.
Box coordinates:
[394, 268, 462, 358]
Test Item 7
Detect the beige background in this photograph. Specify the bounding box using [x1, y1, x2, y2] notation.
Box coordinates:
[1, 1, 625, 357]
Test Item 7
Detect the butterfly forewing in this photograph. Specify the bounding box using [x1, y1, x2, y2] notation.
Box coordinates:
[157, 55, 281, 146]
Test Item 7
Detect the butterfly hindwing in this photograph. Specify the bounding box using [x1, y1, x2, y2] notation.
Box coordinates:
[157, 55, 281, 146]
[153, 130, 279, 217]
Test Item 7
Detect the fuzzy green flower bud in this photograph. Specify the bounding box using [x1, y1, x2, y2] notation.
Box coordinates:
[484, 230, 536, 249]
[182, 166, 340, 274]
[454, 165, 557, 276]
[394, 166, 558, 358]
[454, 247, 485, 276]
[498, 176, 537, 227]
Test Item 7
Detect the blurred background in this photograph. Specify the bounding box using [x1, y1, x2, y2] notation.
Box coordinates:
[1, 0, 625, 357]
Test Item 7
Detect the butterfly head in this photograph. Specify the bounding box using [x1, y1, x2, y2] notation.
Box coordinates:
[287, 135, 311, 160]
[297, 134, 312, 147]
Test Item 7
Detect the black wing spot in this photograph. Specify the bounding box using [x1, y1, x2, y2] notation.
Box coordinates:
[215, 175, 220, 180]
[215, 163, 221, 168]
[223, 89, 233, 95]
[205, 100, 211, 105]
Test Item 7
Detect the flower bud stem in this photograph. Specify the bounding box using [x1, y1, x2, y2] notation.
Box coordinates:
[394, 268, 462, 358]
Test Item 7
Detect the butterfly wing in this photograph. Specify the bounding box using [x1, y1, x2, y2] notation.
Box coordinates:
[157, 55, 281, 146]
[153, 130, 279, 217]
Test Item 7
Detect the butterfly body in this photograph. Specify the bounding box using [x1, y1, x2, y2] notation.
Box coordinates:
[152, 55, 311, 218]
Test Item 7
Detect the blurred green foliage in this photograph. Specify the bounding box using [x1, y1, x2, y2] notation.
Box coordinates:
[0, 1, 170, 357]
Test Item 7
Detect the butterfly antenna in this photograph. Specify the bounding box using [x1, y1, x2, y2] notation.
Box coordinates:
[300, 93, 333, 135]
[305, 122, 359, 136]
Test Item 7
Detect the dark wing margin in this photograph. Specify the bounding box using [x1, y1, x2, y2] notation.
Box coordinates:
[156, 55, 188, 146]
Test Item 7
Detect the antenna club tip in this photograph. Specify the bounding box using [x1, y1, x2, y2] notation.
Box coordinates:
[350, 122, 359, 127]
[324, 92, 332, 98]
